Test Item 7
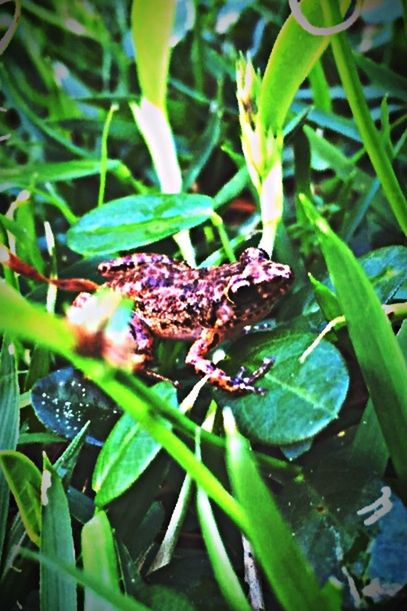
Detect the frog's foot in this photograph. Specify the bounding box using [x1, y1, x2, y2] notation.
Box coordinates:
[186, 333, 274, 394]
[232, 357, 274, 394]
[142, 368, 180, 388]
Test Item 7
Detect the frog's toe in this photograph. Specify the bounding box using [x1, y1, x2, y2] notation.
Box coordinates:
[234, 356, 274, 386]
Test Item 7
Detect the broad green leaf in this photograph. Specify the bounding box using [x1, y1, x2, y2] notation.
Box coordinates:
[221, 330, 348, 445]
[0, 451, 41, 545]
[31, 368, 120, 447]
[224, 411, 340, 611]
[40, 456, 77, 611]
[66, 193, 214, 255]
[82, 511, 120, 611]
[302, 195, 407, 491]
[0, 337, 19, 556]
[93, 382, 176, 506]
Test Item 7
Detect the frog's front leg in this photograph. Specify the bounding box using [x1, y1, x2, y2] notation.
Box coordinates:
[128, 313, 174, 383]
[185, 329, 273, 394]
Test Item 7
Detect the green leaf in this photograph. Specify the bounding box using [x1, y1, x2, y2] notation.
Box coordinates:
[224, 411, 340, 611]
[31, 368, 120, 446]
[0, 159, 122, 189]
[66, 193, 214, 255]
[304, 125, 371, 191]
[131, 0, 176, 109]
[221, 330, 348, 445]
[196, 482, 250, 611]
[259, 0, 351, 133]
[354, 53, 407, 102]
[0, 337, 19, 557]
[321, 0, 407, 236]
[40, 456, 77, 611]
[81, 511, 120, 611]
[22, 547, 149, 611]
[357, 246, 407, 303]
[93, 383, 177, 507]
[0, 451, 41, 545]
[301, 195, 407, 492]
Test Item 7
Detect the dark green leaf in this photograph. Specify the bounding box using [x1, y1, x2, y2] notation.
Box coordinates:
[221, 330, 348, 445]
[66, 194, 214, 255]
[31, 368, 120, 446]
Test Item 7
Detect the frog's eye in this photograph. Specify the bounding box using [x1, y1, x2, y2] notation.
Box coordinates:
[226, 279, 258, 305]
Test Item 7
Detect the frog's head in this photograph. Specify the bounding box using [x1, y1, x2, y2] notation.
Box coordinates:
[225, 248, 293, 311]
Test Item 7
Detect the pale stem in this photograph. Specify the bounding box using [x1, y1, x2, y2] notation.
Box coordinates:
[129, 98, 196, 265]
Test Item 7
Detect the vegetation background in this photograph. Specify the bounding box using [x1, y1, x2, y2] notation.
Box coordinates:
[0, 0, 406, 609]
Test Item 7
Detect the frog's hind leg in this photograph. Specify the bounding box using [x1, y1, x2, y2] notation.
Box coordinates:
[186, 329, 271, 394]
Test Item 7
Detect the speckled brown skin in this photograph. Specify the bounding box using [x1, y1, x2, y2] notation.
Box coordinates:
[92, 247, 293, 393]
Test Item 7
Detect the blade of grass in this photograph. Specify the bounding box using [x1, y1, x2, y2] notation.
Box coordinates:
[81, 511, 120, 611]
[98, 103, 119, 207]
[301, 194, 407, 493]
[131, 0, 176, 110]
[321, 0, 407, 236]
[129, 0, 195, 264]
[21, 548, 149, 611]
[259, 0, 350, 134]
[0, 337, 19, 558]
[195, 418, 251, 611]
[40, 456, 77, 611]
[224, 408, 341, 611]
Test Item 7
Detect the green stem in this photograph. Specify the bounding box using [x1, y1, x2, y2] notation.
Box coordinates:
[322, 0, 407, 236]
[98, 104, 118, 207]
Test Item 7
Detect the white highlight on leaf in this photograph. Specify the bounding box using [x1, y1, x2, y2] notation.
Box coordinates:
[41, 469, 52, 506]
[356, 486, 392, 526]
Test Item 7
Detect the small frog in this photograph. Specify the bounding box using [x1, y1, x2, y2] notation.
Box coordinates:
[67, 247, 293, 393]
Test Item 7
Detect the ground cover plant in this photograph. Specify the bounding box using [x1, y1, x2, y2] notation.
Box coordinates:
[0, 0, 406, 609]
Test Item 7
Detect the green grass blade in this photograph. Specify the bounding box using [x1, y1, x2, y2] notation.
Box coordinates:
[131, 0, 176, 110]
[321, 0, 407, 236]
[301, 195, 407, 491]
[40, 456, 77, 611]
[21, 548, 150, 611]
[224, 409, 340, 611]
[81, 511, 120, 611]
[196, 483, 251, 611]
[98, 104, 119, 207]
[0, 337, 19, 558]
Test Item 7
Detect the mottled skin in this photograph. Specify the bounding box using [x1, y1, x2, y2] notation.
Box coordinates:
[69, 248, 293, 393]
